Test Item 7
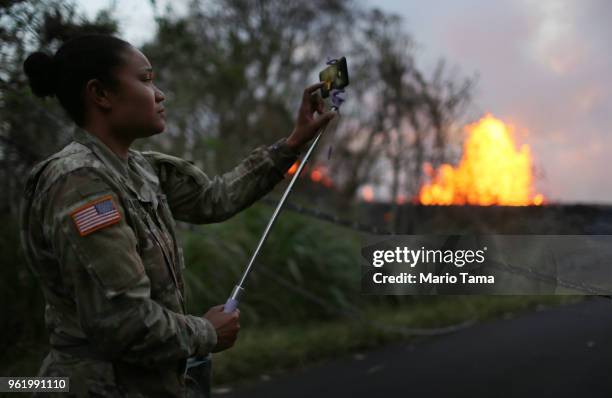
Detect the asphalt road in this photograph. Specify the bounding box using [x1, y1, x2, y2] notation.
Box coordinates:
[218, 298, 612, 398]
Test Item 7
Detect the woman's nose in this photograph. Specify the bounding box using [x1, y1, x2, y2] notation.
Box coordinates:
[154, 85, 165, 102]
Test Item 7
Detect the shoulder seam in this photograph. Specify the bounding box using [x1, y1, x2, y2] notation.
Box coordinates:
[37, 166, 113, 200]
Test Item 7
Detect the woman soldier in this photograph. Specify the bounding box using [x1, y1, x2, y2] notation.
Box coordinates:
[20, 34, 336, 397]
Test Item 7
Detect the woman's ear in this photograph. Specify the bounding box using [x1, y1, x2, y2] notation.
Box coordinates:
[85, 78, 113, 111]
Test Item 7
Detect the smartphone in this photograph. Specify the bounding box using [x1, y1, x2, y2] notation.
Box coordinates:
[319, 57, 349, 98]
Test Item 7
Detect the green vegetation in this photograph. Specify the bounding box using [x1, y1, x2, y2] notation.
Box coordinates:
[1, 203, 581, 383]
[211, 295, 579, 385]
[0, 0, 587, 386]
[181, 202, 362, 325]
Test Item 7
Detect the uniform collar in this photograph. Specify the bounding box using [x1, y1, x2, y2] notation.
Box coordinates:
[73, 127, 131, 176]
[73, 127, 159, 205]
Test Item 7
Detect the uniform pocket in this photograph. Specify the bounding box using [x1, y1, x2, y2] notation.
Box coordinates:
[157, 193, 177, 228]
[140, 230, 176, 295]
[124, 197, 178, 297]
[39, 349, 122, 397]
[156, 194, 185, 272]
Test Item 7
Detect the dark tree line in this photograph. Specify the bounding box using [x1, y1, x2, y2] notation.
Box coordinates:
[1, 0, 474, 215]
[0, 0, 476, 371]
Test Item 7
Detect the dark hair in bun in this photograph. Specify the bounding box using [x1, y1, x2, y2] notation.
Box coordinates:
[23, 34, 132, 127]
[23, 51, 58, 98]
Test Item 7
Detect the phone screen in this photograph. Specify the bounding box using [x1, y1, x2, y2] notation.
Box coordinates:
[319, 57, 349, 98]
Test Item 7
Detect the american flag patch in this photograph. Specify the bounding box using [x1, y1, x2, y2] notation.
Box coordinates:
[70, 195, 122, 236]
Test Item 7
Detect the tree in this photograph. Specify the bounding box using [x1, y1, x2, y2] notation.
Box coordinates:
[321, 8, 475, 231]
[0, 0, 119, 213]
[139, 0, 356, 173]
[0, 0, 122, 358]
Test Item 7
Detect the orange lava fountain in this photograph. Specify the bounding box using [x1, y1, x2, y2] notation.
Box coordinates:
[418, 114, 545, 206]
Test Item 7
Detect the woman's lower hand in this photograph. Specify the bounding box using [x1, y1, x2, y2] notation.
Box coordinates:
[204, 304, 240, 353]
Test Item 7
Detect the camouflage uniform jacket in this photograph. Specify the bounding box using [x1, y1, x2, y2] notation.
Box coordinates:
[19, 127, 300, 397]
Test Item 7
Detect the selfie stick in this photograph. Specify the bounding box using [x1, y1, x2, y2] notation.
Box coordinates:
[223, 107, 338, 314]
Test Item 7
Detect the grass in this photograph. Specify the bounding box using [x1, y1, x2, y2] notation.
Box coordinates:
[2, 296, 581, 385]
[0, 205, 588, 386]
[210, 295, 581, 386]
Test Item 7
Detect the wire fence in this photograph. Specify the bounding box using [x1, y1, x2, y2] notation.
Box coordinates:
[3, 84, 609, 337]
[180, 198, 612, 339]
[258, 197, 612, 295]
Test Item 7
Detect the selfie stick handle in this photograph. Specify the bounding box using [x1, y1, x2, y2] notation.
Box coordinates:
[223, 110, 336, 314]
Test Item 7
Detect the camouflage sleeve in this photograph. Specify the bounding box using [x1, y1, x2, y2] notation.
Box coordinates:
[42, 168, 217, 365]
[141, 137, 300, 224]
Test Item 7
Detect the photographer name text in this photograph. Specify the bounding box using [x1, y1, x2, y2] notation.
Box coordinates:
[370, 246, 494, 285]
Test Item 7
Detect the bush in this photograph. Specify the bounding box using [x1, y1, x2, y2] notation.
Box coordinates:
[181, 203, 363, 326]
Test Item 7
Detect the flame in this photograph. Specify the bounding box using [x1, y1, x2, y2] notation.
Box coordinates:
[287, 161, 299, 175]
[310, 165, 334, 187]
[418, 114, 545, 206]
[362, 185, 374, 202]
[286, 161, 334, 187]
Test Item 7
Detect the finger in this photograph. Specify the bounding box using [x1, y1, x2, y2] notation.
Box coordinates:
[309, 92, 323, 113]
[317, 95, 325, 114]
[303, 82, 326, 102]
[311, 110, 337, 132]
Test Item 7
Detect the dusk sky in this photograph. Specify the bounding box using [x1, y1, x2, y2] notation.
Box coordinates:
[80, 0, 611, 204]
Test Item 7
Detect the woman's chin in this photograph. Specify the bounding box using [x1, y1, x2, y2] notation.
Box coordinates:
[152, 121, 166, 135]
